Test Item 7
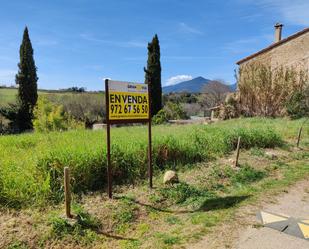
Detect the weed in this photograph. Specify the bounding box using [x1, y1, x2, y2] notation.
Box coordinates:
[165, 216, 182, 225]
[292, 151, 309, 160]
[155, 232, 181, 246]
[119, 240, 141, 249]
[73, 204, 101, 229]
[250, 147, 265, 157]
[49, 204, 100, 245]
[6, 240, 29, 249]
[111, 198, 138, 233]
[136, 223, 151, 236]
[232, 164, 266, 184]
[158, 182, 214, 205]
[190, 212, 221, 226]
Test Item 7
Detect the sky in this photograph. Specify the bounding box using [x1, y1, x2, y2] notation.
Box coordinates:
[0, 0, 308, 90]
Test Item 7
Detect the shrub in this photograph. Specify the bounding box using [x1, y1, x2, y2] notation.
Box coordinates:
[152, 102, 188, 124]
[152, 109, 168, 125]
[46, 93, 106, 128]
[237, 63, 308, 117]
[33, 97, 82, 132]
[286, 86, 309, 119]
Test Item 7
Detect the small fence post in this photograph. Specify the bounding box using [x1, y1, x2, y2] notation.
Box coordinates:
[64, 167, 72, 218]
[296, 127, 303, 148]
[235, 136, 241, 167]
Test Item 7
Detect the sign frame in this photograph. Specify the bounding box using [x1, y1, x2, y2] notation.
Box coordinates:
[105, 79, 152, 198]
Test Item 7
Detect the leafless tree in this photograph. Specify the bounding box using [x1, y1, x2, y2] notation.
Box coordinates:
[198, 79, 231, 108]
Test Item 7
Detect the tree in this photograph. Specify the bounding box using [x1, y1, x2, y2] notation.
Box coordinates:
[199, 80, 231, 108]
[15, 27, 38, 131]
[144, 34, 162, 116]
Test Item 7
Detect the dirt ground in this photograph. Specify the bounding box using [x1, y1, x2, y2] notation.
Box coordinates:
[188, 180, 309, 249]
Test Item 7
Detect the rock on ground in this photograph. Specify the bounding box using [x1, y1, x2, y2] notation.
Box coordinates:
[163, 170, 179, 184]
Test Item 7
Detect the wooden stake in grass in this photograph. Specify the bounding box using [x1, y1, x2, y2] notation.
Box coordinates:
[296, 127, 303, 148]
[235, 136, 241, 167]
[64, 167, 72, 218]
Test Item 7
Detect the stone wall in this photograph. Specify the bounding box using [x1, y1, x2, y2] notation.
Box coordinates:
[239, 31, 309, 72]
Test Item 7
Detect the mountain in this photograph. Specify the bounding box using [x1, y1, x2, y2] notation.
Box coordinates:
[163, 76, 236, 93]
[202, 81, 232, 94]
[163, 76, 211, 93]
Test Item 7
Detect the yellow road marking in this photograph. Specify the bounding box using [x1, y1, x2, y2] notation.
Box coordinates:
[261, 211, 288, 224]
[298, 223, 309, 239]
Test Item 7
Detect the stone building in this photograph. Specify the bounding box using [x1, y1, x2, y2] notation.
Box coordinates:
[236, 24, 309, 72]
[234, 24, 309, 117]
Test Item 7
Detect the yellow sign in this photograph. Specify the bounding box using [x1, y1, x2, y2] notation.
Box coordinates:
[108, 80, 149, 120]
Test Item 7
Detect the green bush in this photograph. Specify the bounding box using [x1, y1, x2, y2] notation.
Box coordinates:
[286, 88, 309, 119]
[33, 97, 83, 132]
[152, 109, 168, 125]
[152, 101, 188, 124]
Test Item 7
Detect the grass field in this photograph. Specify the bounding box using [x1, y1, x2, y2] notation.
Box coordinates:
[0, 87, 103, 107]
[0, 117, 306, 208]
[0, 88, 18, 106]
[0, 117, 308, 248]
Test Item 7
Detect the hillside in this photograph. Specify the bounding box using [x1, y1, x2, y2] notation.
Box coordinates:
[0, 87, 103, 107]
[163, 76, 236, 93]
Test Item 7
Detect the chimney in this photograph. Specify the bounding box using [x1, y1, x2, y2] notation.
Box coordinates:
[274, 23, 283, 43]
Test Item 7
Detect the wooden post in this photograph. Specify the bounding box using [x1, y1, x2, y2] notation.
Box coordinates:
[297, 127, 303, 148]
[235, 136, 241, 167]
[148, 82, 153, 189]
[64, 167, 72, 218]
[105, 79, 112, 199]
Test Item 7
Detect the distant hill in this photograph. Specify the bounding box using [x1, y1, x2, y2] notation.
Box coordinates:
[202, 81, 232, 94]
[163, 76, 236, 93]
[0, 87, 103, 107]
[163, 77, 210, 93]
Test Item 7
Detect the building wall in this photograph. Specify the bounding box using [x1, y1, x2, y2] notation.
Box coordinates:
[239, 31, 309, 72]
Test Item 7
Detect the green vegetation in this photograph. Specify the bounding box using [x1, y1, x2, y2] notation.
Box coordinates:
[33, 97, 83, 132]
[0, 88, 18, 107]
[50, 204, 100, 239]
[152, 102, 188, 124]
[0, 117, 308, 248]
[0, 118, 288, 208]
[15, 27, 38, 131]
[0, 27, 39, 133]
[237, 63, 309, 117]
[0, 88, 105, 133]
[144, 34, 162, 116]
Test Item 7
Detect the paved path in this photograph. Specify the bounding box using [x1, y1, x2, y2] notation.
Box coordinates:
[188, 181, 309, 249]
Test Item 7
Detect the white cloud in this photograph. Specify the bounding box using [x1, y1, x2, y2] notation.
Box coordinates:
[165, 75, 193, 86]
[178, 22, 203, 35]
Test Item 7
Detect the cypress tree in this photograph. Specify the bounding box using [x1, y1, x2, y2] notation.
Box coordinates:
[144, 34, 162, 116]
[16, 27, 38, 131]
